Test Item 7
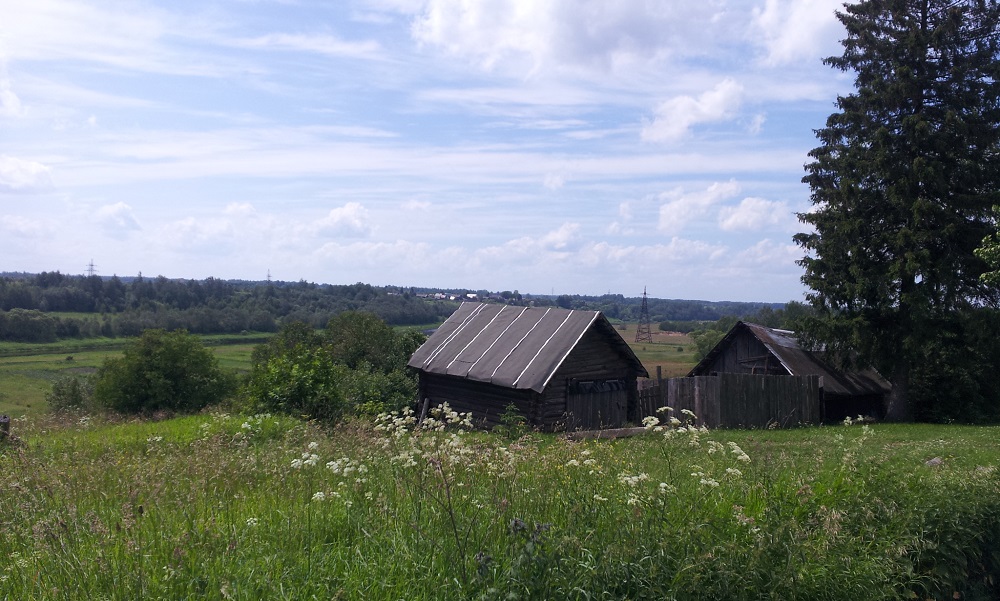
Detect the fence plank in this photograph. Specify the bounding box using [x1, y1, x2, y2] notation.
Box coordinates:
[638, 374, 819, 428]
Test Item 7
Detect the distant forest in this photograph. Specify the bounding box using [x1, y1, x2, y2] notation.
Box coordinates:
[0, 271, 783, 343]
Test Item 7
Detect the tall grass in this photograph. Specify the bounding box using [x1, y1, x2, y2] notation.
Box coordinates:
[1, 411, 998, 600]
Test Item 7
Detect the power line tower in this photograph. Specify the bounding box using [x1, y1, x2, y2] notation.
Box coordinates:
[85, 259, 98, 277]
[635, 287, 653, 343]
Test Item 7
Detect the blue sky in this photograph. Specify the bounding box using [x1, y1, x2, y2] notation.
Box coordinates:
[1, 0, 852, 302]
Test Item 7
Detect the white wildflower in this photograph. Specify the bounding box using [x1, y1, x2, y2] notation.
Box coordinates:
[312, 491, 326, 502]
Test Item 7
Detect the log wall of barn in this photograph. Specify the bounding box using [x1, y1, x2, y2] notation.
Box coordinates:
[702, 329, 788, 376]
[541, 327, 642, 430]
[418, 373, 538, 429]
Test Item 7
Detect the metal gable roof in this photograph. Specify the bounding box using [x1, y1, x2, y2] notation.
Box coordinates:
[408, 302, 647, 393]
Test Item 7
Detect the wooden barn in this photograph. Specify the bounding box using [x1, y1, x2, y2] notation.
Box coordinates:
[407, 302, 648, 430]
[688, 321, 890, 422]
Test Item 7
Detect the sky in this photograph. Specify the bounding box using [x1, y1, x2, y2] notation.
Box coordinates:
[0, 0, 854, 302]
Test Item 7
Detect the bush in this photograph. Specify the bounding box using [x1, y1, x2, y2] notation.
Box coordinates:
[46, 376, 95, 413]
[240, 314, 423, 421]
[91, 329, 236, 415]
[241, 343, 349, 421]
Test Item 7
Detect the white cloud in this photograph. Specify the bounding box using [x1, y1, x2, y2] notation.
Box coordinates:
[539, 222, 580, 250]
[314, 239, 432, 271]
[718, 196, 791, 231]
[608, 201, 634, 235]
[580, 237, 726, 267]
[0, 70, 23, 117]
[750, 0, 843, 67]
[730, 238, 802, 270]
[642, 78, 744, 143]
[314, 202, 372, 238]
[3, 0, 216, 76]
[224, 202, 257, 217]
[409, 0, 714, 77]
[233, 33, 383, 60]
[0, 155, 51, 191]
[402, 199, 431, 211]
[658, 179, 741, 235]
[0, 215, 48, 238]
[543, 173, 565, 190]
[95, 202, 141, 238]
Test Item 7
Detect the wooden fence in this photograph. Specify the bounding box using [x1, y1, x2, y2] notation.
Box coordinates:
[638, 372, 821, 428]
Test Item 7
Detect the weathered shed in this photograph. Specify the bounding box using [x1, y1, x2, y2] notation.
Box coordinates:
[407, 302, 649, 430]
[688, 321, 890, 421]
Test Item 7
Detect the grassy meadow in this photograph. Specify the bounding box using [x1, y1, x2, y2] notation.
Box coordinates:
[2, 411, 999, 600]
[0, 328, 692, 418]
[0, 337, 262, 418]
[2, 327, 999, 599]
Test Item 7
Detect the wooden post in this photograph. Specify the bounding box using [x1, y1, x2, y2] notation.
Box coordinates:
[694, 379, 703, 427]
[0, 415, 9, 440]
[418, 397, 431, 426]
[656, 366, 664, 410]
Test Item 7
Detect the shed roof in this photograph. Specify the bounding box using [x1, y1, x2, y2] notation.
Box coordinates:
[408, 302, 648, 393]
[689, 321, 890, 398]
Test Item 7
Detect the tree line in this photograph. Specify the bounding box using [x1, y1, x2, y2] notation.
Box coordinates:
[0, 273, 458, 342]
[0, 271, 788, 343]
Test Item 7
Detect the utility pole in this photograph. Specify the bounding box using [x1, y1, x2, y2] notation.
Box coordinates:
[635, 287, 653, 343]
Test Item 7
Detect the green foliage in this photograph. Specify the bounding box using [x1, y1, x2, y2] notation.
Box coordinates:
[45, 376, 95, 413]
[325, 311, 422, 372]
[977, 206, 1000, 287]
[493, 402, 529, 439]
[0, 273, 457, 339]
[795, 0, 1000, 421]
[0, 308, 58, 342]
[91, 329, 237, 415]
[690, 328, 725, 361]
[657, 320, 700, 333]
[241, 313, 423, 421]
[4, 415, 1000, 599]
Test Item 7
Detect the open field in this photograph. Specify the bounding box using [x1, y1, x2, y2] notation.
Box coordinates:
[618, 323, 699, 378]
[0, 324, 698, 418]
[0, 337, 264, 418]
[1, 413, 998, 600]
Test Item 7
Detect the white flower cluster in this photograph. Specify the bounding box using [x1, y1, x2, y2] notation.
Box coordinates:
[642, 406, 706, 442]
[291, 449, 320, 469]
[727, 442, 751, 463]
[326, 456, 369, 483]
[618, 472, 650, 488]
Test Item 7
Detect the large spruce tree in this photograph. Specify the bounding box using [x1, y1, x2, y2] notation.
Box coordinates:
[796, 0, 1000, 421]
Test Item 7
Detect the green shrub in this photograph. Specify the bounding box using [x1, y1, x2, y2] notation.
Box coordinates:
[240, 314, 423, 422]
[45, 375, 95, 413]
[241, 344, 349, 421]
[91, 329, 236, 414]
